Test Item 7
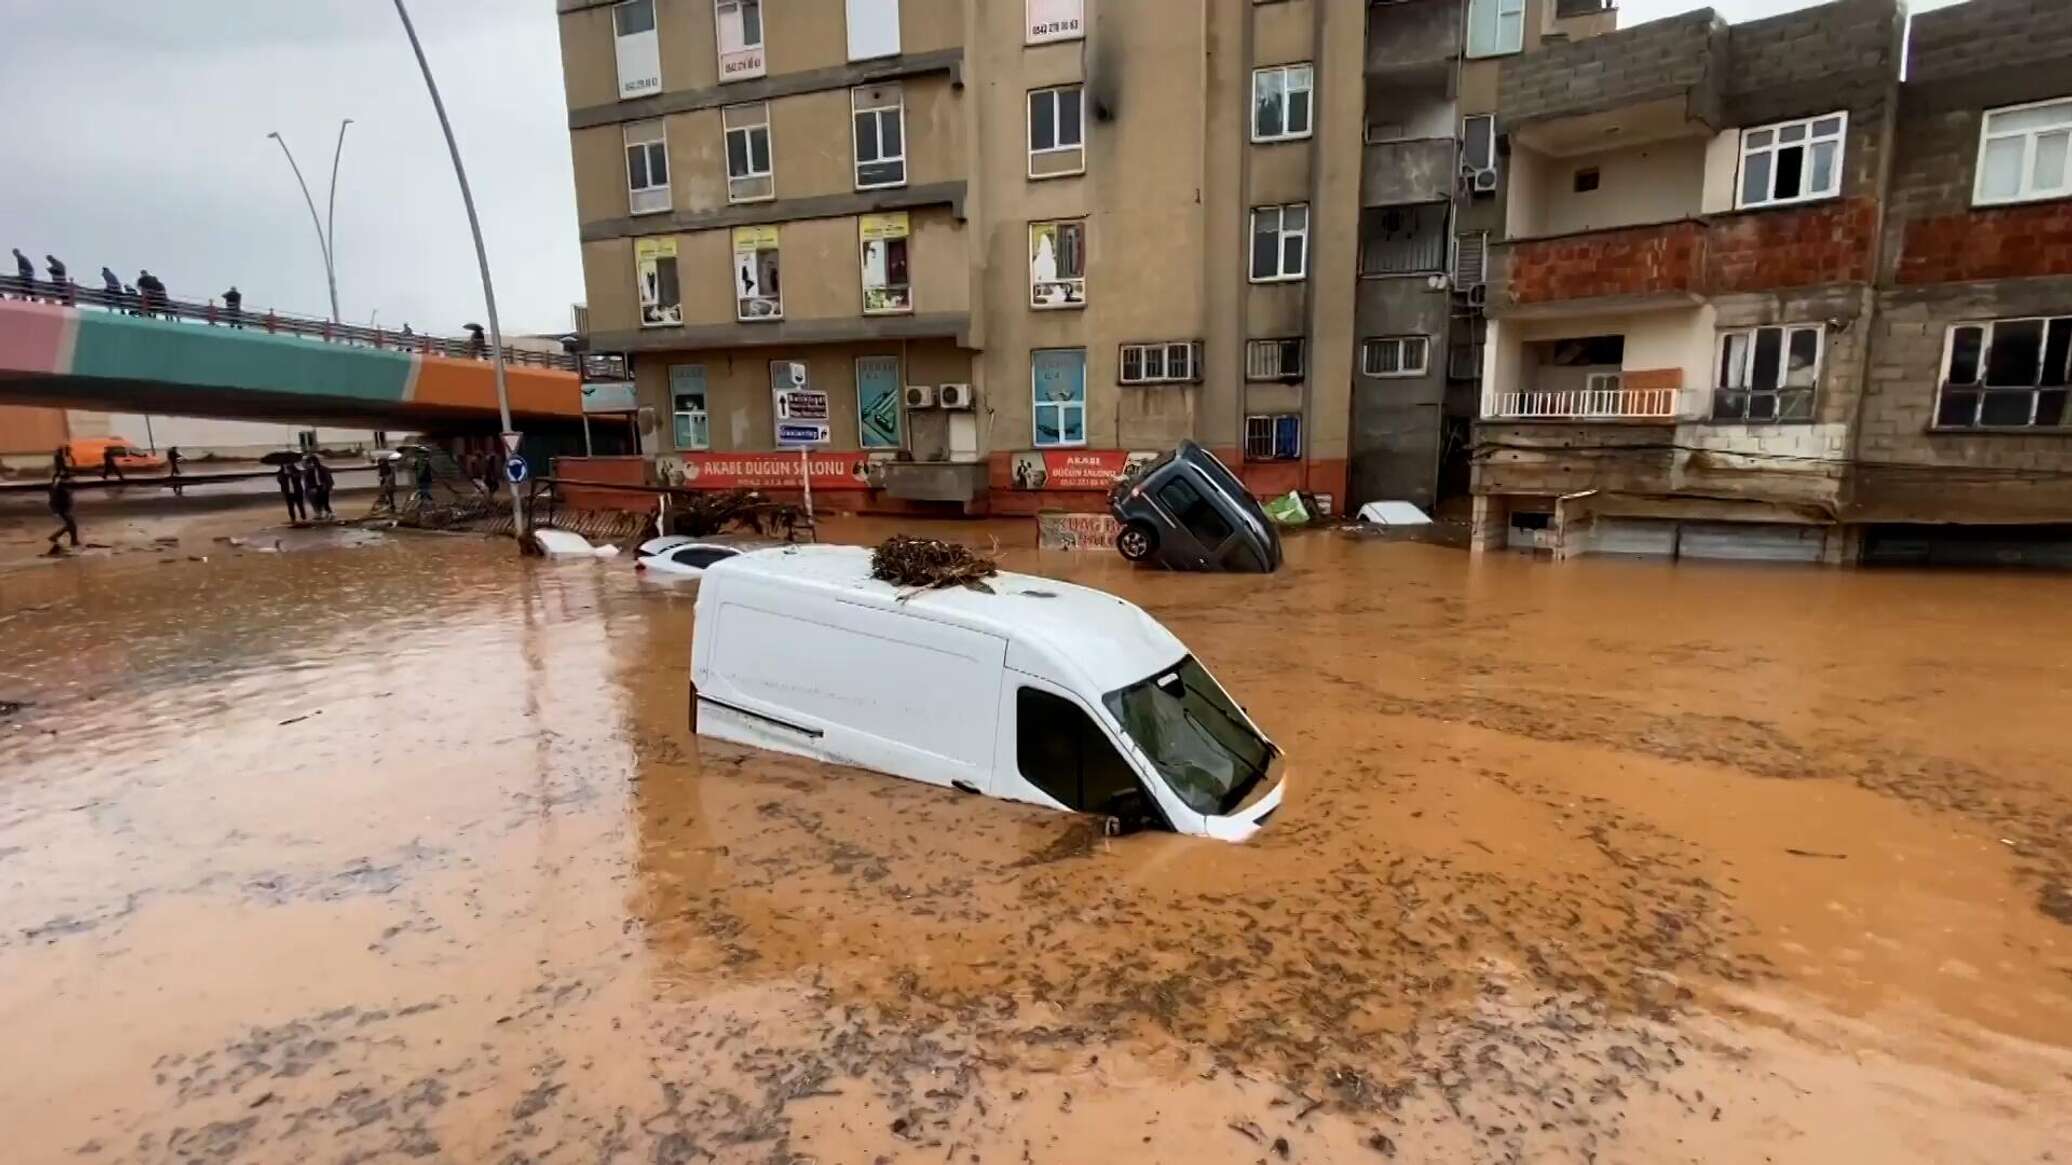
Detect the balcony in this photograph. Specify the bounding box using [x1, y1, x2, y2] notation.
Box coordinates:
[1484, 385, 1680, 421]
[1493, 220, 1706, 312]
[1497, 9, 1723, 134]
[1365, 0, 1459, 78]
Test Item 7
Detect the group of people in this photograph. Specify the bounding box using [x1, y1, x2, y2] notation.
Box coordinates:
[11, 247, 247, 324]
[274, 453, 338, 523]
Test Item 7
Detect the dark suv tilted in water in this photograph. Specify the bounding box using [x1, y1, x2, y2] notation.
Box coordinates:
[1108, 442, 1282, 572]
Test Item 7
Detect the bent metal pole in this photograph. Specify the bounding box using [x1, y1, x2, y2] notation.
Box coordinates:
[391, 0, 527, 541]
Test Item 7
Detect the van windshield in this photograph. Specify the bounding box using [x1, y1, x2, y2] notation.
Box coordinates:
[1103, 656, 1273, 816]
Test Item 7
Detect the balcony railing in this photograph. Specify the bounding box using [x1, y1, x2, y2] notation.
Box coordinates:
[1484, 386, 1680, 420]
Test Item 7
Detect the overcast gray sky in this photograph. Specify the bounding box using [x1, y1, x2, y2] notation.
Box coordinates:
[0, 0, 1968, 340]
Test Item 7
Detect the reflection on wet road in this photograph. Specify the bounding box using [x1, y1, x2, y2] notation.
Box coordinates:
[1, 523, 2068, 1163]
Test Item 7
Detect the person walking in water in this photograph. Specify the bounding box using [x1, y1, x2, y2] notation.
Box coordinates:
[166, 445, 184, 497]
[275, 458, 307, 523]
[413, 450, 434, 506]
[99, 443, 124, 482]
[375, 456, 398, 513]
[46, 470, 79, 554]
[301, 453, 335, 520]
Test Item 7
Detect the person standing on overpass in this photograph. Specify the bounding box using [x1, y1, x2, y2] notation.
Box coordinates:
[45, 255, 70, 304]
[223, 286, 243, 329]
[13, 248, 34, 296]
[46, 471, 78, 555]
[275, 459, 307, 523]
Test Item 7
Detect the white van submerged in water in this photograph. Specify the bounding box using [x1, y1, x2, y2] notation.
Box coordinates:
[689, 545, 1285, 841]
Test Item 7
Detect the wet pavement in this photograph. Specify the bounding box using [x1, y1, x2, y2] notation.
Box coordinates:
[1, 517, 2068, 1164]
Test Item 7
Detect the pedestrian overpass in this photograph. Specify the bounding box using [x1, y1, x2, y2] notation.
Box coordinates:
[0, 293, 589, 432]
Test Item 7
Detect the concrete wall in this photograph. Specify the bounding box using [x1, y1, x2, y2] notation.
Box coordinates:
[1496, 9, 1724, 131]
[632, 337, 969, 454]
[1513, 137, 1708, 238]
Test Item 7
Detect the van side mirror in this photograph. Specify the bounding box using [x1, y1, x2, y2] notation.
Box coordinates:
[1099, 788, 1158, 837]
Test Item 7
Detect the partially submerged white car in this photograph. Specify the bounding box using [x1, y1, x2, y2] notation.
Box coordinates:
[636, 536, 746, 578]
[690, 545, 1285, 841]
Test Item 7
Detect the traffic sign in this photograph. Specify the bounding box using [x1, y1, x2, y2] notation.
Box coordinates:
[500, 431, 523, 455]
[775, 422, 830, 445]
[506, 456, 529, 483]
[776, 390, 828, 421]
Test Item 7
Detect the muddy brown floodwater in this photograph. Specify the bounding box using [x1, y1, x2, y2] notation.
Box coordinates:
[2, 518, 2069, 1164]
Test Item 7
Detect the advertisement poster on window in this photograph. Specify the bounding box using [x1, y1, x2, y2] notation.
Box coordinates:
[1029, 221, 1085, 308]
[715, 0, 766, 79]
[580, 381, 638, 413]
[733, 225, 781, 320]
[674, 452, 871, 490]
[856, 355, 902, 448]
[1031, 348, 1087, 446]
[670, 365, 708, 450]
[1008, 449, 1159, 491]
[859, 213, 912, 314]
[1026, 0, 1084, 44]
[636, 238, 680, 328]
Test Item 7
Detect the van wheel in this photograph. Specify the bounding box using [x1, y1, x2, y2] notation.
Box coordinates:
[1116, 521, 1157, 562]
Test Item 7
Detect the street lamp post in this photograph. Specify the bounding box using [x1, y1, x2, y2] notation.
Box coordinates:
[267, 120, 352, 325]
[391, 0, 525, 541]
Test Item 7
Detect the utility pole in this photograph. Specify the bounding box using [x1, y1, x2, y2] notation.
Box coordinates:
[266, 120, 351, 324]
[391, 0, 526, 540]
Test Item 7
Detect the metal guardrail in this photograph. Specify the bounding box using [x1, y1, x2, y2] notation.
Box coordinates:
[1485, 387, 1681, 420]
[0, 274, 622, 375]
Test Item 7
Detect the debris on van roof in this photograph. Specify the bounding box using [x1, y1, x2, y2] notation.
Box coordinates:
[869, 535, 999, 593]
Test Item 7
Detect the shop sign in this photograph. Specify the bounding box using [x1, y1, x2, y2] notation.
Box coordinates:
[677, 452, 870, 489]
[1008, 449, 1160, 491]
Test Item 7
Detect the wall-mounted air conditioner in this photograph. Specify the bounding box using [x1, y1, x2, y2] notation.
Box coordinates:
[1471, 168, 1499, 194]
[1465, 283, 1489, 308]
[903, 384, 938, 409]
[937, 382, 975, 409]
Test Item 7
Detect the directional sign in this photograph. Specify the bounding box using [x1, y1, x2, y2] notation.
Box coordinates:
[506, 456, 529, 483]
[775, 390, 828, 421]
[501, 431, 523, 455]
[775, 421, 830, 446]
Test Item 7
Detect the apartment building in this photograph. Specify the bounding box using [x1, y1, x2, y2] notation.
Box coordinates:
[1468, 0, 2072, 564]
[556, 0, 1365, 515]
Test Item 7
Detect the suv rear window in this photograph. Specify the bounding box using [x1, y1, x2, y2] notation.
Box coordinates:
[1156, 475, 1233, 545]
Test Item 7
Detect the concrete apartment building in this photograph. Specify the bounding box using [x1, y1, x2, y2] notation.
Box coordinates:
[557, 0, 1367, 515]
[1469, 0, 2072, 564]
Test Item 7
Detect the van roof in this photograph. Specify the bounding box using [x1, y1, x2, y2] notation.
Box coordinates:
[707, 544, 1188, 694]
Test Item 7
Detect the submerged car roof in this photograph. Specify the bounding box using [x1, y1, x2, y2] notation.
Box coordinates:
[704, 544, 1188, 693]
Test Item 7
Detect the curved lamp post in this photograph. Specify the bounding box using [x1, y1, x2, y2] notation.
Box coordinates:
[266, 121, 351, 324]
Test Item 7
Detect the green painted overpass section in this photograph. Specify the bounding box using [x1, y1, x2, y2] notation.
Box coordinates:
[70, 311, 414, 403]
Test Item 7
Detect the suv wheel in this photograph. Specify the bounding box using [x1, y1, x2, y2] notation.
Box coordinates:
[1116, 521, 1157, 562]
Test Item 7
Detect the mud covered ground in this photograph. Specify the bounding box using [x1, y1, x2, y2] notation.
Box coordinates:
[1, 515, 2068, 1163]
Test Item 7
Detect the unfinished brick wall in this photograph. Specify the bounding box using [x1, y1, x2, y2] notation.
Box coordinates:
[1708, 199, 1880, 294]
[1897, 201, 2072, 286]
[1497, 221, 1705, 305]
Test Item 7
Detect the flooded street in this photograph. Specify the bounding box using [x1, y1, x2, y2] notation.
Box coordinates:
[2, 521, 2068, 1164]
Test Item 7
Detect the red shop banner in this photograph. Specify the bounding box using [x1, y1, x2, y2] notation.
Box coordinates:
[1007, 449, 1159, 491]
[672, 451, 873, 490]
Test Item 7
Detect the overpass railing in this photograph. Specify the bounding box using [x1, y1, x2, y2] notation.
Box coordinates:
[0, 274, 614, 375]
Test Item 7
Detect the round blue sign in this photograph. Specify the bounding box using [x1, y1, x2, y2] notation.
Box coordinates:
[506, 456, 529, 483]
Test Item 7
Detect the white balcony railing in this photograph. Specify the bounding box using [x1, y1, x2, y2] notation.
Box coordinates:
[1483, 386, 1680, 420]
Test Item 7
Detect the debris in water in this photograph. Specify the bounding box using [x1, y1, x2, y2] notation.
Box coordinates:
[869, 535, 998, 593]
[1365, 1132, 1397, 1156]
[1782, 848, 1848, 860]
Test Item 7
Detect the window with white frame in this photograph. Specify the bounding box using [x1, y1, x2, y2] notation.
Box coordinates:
[1246, 337, 1305, 381]
[1936, 316, 2071, 429]
[1362, 335, 1430, 378]
[623, 121, 670, 215]
[733, 226, 782, 320]
[670, 364, 709, 450]
[1244, 414, 1302, 461]
[845, 0, 900, 61]
[1252, 64, 1314, 143]
[1120, 341, 1200, 385]
[723, 102, 772, 202]
[852, 84, 906, 189]
[1466, 0, 1524, 58]
[613, 0, 661, 99]
[1250, 204, 1309, 281]
[1714, 324, 1822, 421]
[1032, 348, 1087, 447]
[1462, 114, 1497, 175]
[715, 0, 765, 81]
[1974, 97, 2072, 207]
[1029, 219, 1086, 308]
[859, 213, 911, 314]
[1028, 85, 1085, 178]
[1738, 112, 1846, 209]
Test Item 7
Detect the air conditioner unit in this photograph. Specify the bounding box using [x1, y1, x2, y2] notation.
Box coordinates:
[1471, 168, 1499, 194]
[903, 384, 938, 409]
[937, 382, 975, 409]
[1465, 283, 1489, 308]
[774, 361, 808, 389]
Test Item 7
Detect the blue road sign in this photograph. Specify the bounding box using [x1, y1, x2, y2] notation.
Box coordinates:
[506, 456, 529, 483]
[776, 422, 830, 445]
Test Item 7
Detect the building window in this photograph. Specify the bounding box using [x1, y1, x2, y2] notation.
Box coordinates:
[1573, 166, 1600, 193]
[1462, 114, 1496, 174]
[715, 0, 765, 81]
[1935, 316, 2072, 429]
[670, 364, 709, 449]
[1466, 0, 1524, 58]
[852, 84, 906, 189]
[612, 0, 661, 99]
[1026, 0, 1084, 44]
[1028, 85, 1085, 178]
[845, 0, 900, 61]
[1245, 414, 1302, 461]
[637, 238, 681, 328]
[1249, 204, 1309, 282]
[856, 354, 902, 448]
[723, 103, 773, 202]
[1362, 335, 1430, 378]
[1030, 220, 1086, 308]
[1360, 203, 1449, 276]
[1975, 97, 2072, 207]
[1119, 342, 1201, 385]
[860, 213, 911, 315]
[1251, 64, 1314, 143]
[1454, 229, 1488, 288]
[732, 225, 781, 320]
[1738, 112, 1846, 209]
[1033, 348, 1087, 447]
[623, 121, 670, 215]
[1714, 324, 1821, 421]
[1246, 338, 1304, 381]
